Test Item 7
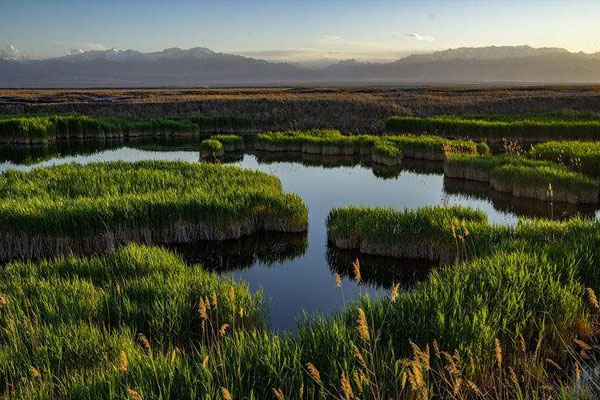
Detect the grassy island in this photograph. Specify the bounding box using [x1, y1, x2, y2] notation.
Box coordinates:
[0, 161, 307, 260]
[0, 114, 253, 144]
[386, 114, 600, 141]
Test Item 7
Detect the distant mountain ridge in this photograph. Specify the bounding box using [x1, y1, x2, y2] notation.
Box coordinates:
[2, 45, 600, 87]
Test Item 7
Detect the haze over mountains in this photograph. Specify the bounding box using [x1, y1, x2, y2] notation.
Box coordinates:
[2, 45, 600, 87]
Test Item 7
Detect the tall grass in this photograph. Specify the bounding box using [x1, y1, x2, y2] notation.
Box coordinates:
[3, 214, 600, 399]
[385, 114, 600, 141]
[444, 154, 600, 204]
[531, 140, 600, 177]
[0, 161, 308, 260]
[0, 114, 253, 143]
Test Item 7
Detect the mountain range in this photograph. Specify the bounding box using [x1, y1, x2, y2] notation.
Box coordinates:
[2, 45, 600, 87]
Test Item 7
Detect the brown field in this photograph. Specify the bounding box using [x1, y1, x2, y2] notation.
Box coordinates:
[2, 86, 600, 132]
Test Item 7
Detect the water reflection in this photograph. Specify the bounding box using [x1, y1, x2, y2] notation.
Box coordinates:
[326, 246, 434, 289]
[444, 177, 599, 220]
[169, 232, 307, 272]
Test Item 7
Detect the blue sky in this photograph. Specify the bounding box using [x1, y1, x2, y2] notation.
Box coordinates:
[1, 0, 599, 63]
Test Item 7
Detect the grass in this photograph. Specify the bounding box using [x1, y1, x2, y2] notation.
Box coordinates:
[256, 130, 479, 162]
[0, 161, 308, 260]
[444, 154, 600, 204]
[209, 134, 245, 151]
[531, 140, 600, 177]
[0, 114, 253, 143]
[385, 114, 600, 141]
[199, 139, 224, 157]
[326, 205, 491, 262]
[3, 211, 600, 399]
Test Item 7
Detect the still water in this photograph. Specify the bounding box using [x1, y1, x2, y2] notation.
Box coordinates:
[1, 143, 596, 329]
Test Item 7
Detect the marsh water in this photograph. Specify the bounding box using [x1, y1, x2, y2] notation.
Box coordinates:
[2, 141, 599, 329]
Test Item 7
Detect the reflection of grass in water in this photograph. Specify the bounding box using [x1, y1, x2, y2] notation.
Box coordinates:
[326, 245, 433, 289]
[443, 176, 599, 220]
[169, 232, 308, 272]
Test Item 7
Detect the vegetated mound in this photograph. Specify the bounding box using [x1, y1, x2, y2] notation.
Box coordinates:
[0, 160, 307, 260]
[386, 114, 600, 142]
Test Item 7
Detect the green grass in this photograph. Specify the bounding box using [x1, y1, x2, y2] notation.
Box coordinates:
[531, 140, 600, 177]
[0, 114, 253, 142]
[445, 154, 600, 203]
[3, 212, 600, 399]
[326, 205, 492, 262]
[385, 114, 600, 140]
[209, 134, 245, 151]
[0, 161, 307, 259]
[199, 139, 224, 156]
[256, 130, 478, 162]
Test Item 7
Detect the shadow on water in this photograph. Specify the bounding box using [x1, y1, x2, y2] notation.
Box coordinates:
[443, 177, 600, 220]
[168, 232, 308, 272]
[326, 245, 434, 290]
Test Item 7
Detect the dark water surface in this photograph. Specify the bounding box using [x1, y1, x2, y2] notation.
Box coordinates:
[1, 144, 597, 329]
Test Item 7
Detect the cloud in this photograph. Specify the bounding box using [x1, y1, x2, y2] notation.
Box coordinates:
[65, 43, 108, 55]
[0, 44, 23, 60]
[404, 33, 435, 42]
[321, 35, 341, 41]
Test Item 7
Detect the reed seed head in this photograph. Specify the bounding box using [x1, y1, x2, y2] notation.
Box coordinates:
[137, 333, 151, 354]
[272, 388, 285, 400]
[335, 273, 342, 288]
[494, 338, 503, 370]
[219, 324, 229, 337]
[352, 259, 361, 283]
[306, 363, 322, 385]
[127, 388, 143, 400]
[118, 351, 128, 373]
[391, 283, 400, 303]
[221, 387, 233, 400]
[202, 355, 209, 369]
[229, 285, 236, 303]
[586, 287, 600, 311]
[299, 383, 304, 398]
[340, 371, 353, 400]
[198, 298, 208, 321]
[29, 366, 40, 378]
[357, 308, 370, 342]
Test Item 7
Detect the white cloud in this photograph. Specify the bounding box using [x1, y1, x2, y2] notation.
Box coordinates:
[0, 44, 23, 60]
[403, 33, 435, 42]
[321, 35, 341, 41]
[65, 43, 108, 56]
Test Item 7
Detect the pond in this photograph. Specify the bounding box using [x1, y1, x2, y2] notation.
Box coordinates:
[1, 142, 598, 330]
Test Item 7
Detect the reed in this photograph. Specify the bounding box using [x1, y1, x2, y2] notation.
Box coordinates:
[531, 140, 600, 177]
[209, 134, 245, 151]
[385, 114, 600, 141]
[3, 216, 600, 399]
[444, 154, 599, 204]
[0, 114, 253, 144]
[326, 205, 490, 262]
[255, 130, 477, 164]
[0, 161, 308, 260]
[199, 139, 224, 157]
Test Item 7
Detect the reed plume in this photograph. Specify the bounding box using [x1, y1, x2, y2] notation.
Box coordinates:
[306, 363, 322, 385]
[357, 308, 370, 342]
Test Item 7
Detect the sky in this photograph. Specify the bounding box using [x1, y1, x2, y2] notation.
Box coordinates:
[1, 0, 599, 65]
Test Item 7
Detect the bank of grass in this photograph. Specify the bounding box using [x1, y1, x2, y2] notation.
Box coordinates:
[199, 139, 224, 157]
[531, 140, 600, 177]
[209, 134, 245, 151]
[444, 154, 600, 204]
[327, 205, 493, 262]
[0, 161, 307, 260]
[4, 213, 600, 399]
[385, 114, 600, 141]
[0, 114, 253, 144]
[255, 130, 480, 164]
